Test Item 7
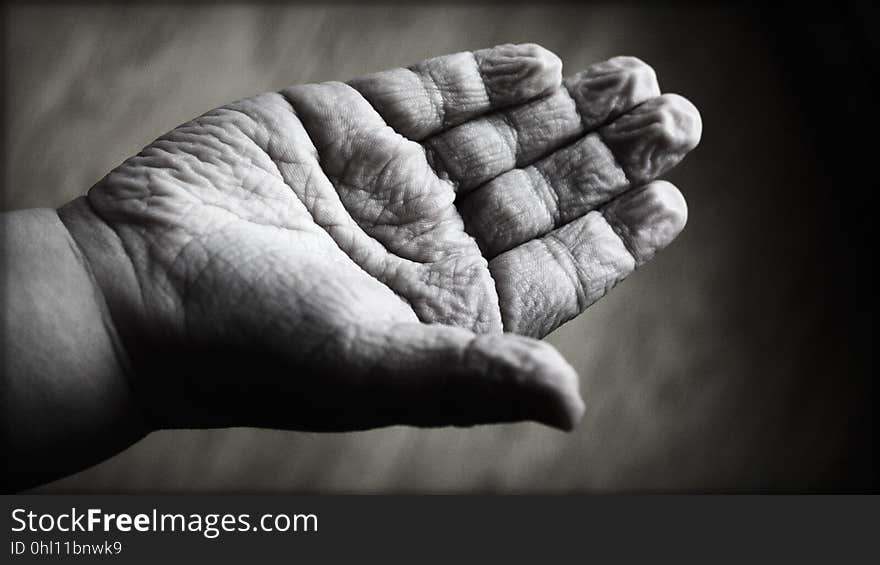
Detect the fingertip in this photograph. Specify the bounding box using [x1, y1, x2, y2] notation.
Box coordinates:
[482, 334, 584, 431]
[600, 93, 703, 182]
[477, 43, 563, 104]
[662, 93, 702, 151]
[604, 180, 688, 266]
[508, 43, 563, 81]
[385, 327, 585, 430]
[651, 179, 689, 230]
[532, 344, 585, 431]
[546, 371, 586, 431]
[525, 43, 564, 85]
[565, 55, 660, 129]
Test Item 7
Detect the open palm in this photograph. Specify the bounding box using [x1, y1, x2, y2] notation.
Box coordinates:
[60, 43, 700, 433]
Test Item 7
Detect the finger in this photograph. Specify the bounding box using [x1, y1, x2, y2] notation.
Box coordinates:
[347, 323, 585, 431]
[348, 43, 562, 141]
[489, 180, 687, 338]
[460, 94, 701, 257]
[425, 56, 659, 194]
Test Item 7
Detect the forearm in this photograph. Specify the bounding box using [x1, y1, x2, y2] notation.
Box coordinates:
[1, 208, 147, 491]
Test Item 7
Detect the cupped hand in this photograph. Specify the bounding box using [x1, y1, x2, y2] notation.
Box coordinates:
[59, 43, 701, 433]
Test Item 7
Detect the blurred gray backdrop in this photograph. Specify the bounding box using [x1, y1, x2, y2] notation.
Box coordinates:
[5, 2, 874, 492]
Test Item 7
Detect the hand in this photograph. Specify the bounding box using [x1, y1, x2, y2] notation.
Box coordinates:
[59, 43, 701, 433]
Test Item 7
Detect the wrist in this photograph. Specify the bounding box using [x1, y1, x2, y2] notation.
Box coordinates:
[2, 206, 149, 490]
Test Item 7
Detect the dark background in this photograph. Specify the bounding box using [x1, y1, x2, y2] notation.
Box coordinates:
[3, 2, 875, 492]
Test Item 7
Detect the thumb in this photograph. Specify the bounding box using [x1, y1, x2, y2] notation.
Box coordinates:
[357, 323, 585, 431]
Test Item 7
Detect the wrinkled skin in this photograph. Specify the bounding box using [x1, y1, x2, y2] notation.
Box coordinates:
[59, 43, 701, 433]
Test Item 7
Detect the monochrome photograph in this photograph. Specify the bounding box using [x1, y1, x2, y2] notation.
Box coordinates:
[2, 1, 874, 501]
